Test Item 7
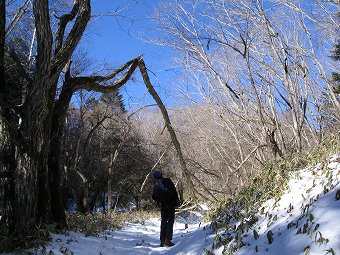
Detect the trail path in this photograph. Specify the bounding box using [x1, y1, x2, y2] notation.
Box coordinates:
[9, 155, 340, 255]
[42, 212, 214, 255]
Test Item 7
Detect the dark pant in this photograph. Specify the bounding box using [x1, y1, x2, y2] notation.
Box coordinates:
[160, 203, 175, 243]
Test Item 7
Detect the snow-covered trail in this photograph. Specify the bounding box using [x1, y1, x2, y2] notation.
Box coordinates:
[42, 215, 215, 255]
[9, 155, 339, 255]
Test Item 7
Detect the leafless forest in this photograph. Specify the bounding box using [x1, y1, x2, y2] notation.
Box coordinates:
[0, 0, 339, 251]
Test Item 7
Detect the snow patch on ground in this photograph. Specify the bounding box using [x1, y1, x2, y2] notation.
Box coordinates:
[7, 155, 340, 255]
[214, 154, 340, 255]
[28, 205, 214, 255]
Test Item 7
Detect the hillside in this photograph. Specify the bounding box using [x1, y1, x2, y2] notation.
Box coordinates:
[211, 154, 340, 255]
[7, 154, 339, 255]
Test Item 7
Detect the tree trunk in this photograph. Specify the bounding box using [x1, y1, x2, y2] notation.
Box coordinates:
[48, 81, 74, 227]
[1, 0, 60, 237]
[107, 149, 118, 213]
[107, 171, 112, 213]
[1, 0, 185, 247]
[0, 0, 5, 89]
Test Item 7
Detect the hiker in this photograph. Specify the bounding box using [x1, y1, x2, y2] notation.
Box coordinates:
[152, 170, 180, 247]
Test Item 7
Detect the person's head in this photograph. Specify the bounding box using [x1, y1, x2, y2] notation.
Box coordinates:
[153, 170, 162, 179]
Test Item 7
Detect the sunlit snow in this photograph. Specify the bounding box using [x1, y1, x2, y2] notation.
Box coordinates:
[9, 155, 340, 255]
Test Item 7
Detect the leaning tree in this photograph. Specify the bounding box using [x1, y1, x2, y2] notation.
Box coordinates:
[0, 0, 190, 248]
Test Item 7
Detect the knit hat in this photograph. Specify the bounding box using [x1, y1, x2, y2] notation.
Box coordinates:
[153, 170, 162, 179]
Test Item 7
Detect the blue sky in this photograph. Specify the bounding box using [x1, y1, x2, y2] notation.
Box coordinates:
[82, 1, 180, 110]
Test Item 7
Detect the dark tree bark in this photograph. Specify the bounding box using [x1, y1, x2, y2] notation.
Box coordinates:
[0, 0, 91, 239]
[0, 0, 8, 123]
[47, 0, 91, 227]
[0, 1, 189, 250]
[0, 2, 16, 240]
[48, 67, 74, 226]
[0, 0, 5, 87]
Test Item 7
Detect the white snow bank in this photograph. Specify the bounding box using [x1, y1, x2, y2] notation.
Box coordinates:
[214, 154, 340, 255]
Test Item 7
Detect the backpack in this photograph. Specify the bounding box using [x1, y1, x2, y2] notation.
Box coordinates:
[154, 178, 172, 203]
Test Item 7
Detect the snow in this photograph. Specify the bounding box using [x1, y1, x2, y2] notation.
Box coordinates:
[30, 208, 215, 255]
[213, 154, 340, 255]
[9, 155, 340, 255]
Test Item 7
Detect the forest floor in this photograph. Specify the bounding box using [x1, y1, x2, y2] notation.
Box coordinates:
[30, 206, 214, 255]
[6, 154, 340, 255]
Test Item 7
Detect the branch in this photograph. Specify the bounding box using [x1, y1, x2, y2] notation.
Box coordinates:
[51, 0, 90, 83]
[72, 115, 109, 171]
[65, 59, 71, 81]
[82, 116, 108, 154]
[187, 158, 220, 178]
[54, 0, 80, 56]
[139, 143, 171, 193]
[72, 56, 141, 92]
[5, 0, 30, 36]
[33, 0, 52, 81]
[232, 144, 267, 175]
[200, 36, 244, 59]
[127, 104, 157, 120]
[189, 172, 218, 201]
[137, 58, 196, 199]
[276, 88, 292, 109]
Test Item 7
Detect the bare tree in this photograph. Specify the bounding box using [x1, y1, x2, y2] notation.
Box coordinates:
[151, 0, 339, 155]
[61, 94, 153, 213]
[136, 0, 340, 201]
[0, 1, 187, 249]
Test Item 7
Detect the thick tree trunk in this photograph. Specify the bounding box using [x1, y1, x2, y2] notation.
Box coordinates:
[1, 0, 175, 246]
[1, 1, 93, 248]
[1, 0, 42, 242]
[0, 139, 15, 233]
[48, 82, 74, 227]
[15, 151, 39, 223]
[0, 0, 54, 238]
[48, 123, 65, 225]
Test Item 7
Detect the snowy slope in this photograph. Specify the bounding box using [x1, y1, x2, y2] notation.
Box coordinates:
[10, 155, 340, 255]
[213, 154, 340, 255]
